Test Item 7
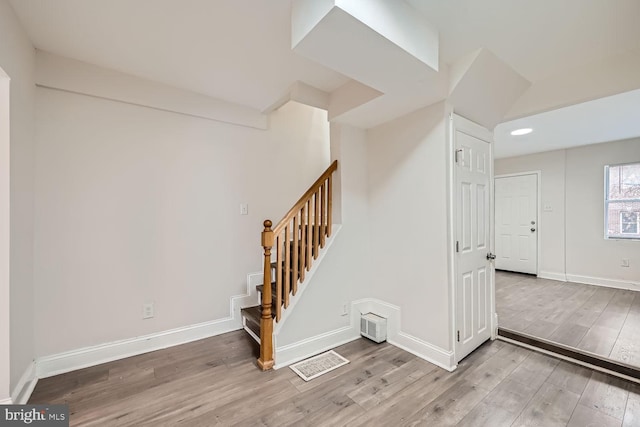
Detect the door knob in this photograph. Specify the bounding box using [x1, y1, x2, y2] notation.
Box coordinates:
[486, 253, 496, 260]
[531, 228, 536, 232]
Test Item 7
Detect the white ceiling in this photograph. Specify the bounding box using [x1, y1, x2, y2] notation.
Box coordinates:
[8, 0, 351, 110]
[408, 0, 640, 81]
[9, 0, 640, 155]
[495, 89, 640, 159]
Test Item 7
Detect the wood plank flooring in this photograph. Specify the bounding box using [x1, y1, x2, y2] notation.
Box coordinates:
[496, 271, 640, 368]
[29, 330, 640, 426]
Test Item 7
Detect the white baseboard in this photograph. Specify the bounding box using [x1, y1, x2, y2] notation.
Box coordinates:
[538, 271, 567, 282]
[0, 398, 12, 405]
[37, 317, 241, 379]
[388, 332, 456, 372]
[273, 326, 360, 369]
[351, 298, 456, 372]
[566, 274, 640, 291]
[36, 271, 263, 379]
[11, 361, 37, 404]
[528, 271, 638, 291]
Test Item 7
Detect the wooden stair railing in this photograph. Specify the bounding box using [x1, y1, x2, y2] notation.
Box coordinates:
[256, 160, 338, 370]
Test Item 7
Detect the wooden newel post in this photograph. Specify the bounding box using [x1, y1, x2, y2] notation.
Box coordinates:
[258, 219, 275, 370]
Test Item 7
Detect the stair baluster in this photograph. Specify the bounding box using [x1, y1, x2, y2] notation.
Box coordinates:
[275, 234, 282, 321]
[327, 174, 333, 237]
[306, 198, 313, 270]
[284, 223, 291, 308]
[300, 203, 306, 282]
[292, 214, 299, 296]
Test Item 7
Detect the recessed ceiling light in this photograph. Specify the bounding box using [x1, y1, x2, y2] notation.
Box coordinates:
[511, 128, 533, 136]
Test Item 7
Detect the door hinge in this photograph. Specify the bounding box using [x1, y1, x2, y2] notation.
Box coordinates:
[457, 330, 460, 342]
[456, 241, 459, 253]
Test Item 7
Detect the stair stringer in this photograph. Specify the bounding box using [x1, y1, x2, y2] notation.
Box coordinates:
[271, 225, 343, 337]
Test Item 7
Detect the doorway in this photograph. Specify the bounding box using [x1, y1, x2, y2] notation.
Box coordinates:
[494, 172, 539, 275]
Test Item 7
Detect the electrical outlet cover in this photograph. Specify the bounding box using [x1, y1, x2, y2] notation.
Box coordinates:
[143, 302, 154, 319]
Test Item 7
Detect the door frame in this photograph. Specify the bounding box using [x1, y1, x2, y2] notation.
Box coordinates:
[0, 67, 10, 402]
[448, 113, 496, 365]
[494, 171, 541, 276]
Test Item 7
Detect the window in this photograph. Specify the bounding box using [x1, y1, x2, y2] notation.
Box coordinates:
[605, 162, 640, 240]
[621, 212, 639, 234]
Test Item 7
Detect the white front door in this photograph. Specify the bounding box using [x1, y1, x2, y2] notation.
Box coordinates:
[453, 115, 494, 362]
[495, 174, 538, 274]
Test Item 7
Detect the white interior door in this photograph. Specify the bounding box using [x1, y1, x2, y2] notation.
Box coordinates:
[453, 115, 493, 362]
[495, 174, 538, 274]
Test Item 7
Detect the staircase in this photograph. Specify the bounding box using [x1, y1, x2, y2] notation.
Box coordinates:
[241, 160, 338, 370]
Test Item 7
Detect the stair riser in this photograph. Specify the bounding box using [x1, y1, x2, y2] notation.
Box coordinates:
[244, 317, 260, 339]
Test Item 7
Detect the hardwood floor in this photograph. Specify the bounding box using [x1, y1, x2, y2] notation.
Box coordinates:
[496, 270, 640, 367]
[29, 330, 640, 426]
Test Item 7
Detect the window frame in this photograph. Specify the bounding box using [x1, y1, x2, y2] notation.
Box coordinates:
[604, 161, 640, 241]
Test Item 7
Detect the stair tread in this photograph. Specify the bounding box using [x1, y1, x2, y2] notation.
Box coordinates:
[256, 283, 296, 299]
[256, 284, 279, 297]
[241, 305, 275, 323]
[256, 281, 297, 292]
[241, 305, 262, 323]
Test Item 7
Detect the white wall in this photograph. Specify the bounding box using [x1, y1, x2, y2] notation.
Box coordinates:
[33, 80, 330, 357]
[494, 149, 566, 278]
[0, 0, 36, 400]
[495, 138, 640, 286]
[565, 139, 640, 284]
[366, 102, 452, 351]
[275, 124, 372, 346]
